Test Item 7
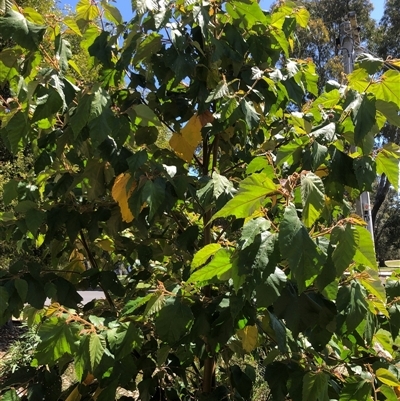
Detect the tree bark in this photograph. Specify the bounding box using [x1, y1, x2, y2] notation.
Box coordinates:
[372, 174, 391, 228]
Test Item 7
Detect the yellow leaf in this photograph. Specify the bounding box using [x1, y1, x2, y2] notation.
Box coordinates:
[95, 237, 115, 252]
[237, 325, 258, 352]
[69, 249, 85, 261]
[45, 302, 61, 317]
[169, 111, 214, 162]
[111, 173, 137, 223]
[387, 59, 400, 68]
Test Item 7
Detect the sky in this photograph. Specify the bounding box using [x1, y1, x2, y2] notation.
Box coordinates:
[61, 0, 385, 22]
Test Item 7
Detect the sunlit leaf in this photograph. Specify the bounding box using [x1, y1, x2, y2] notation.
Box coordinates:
[191, 243, 222, 269]
[188, 248, 233, 283]
[376, 143, 400, 191]
[212, 173, 278, 221]
[111, 173, 137, 223]
[376, 368, 400, 387]
[169, 111, 213, 162]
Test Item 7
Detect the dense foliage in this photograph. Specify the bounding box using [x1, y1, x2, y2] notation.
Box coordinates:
[1, 0, 400, 400]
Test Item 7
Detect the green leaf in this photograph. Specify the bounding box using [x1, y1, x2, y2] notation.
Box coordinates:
[294, 7, 309, 28]
[337, 282, 369, 333]
[241, 99, 260, 129]
[276, 137, 305, 166]
[0, 389, 19, 401]
[379, 384, 398, 401]
[313, 89, 341, 109]
[155, 300, 194, 344]
[101, 0, 123, 25]
[25, 208, 46, 234]
[339, 377, 371, 401]
[353, 156, 376, 192]
[221, 98, 239, 122]
[226, 0, 268, 29]
[243, 231, 278, 272]
[331, 224, 357, 276]
[239, 217, 271, 249]
[261, 312, 287, 352]
[376, 368, 400, 387]
[33, 317, 79, 365]
[212, 173, 278, 221]
[130, 104, 161, 127]
[357, 269, 386, 303]
[76, 0, 100, 21]
[353, 225, 377, 269]
[256, 267, 287, 308]
[206, 80, 229, 102]
[132, 32, 162, 65]
[14, 278, 28, 302]
[0, 48, 22, 84]
[141, 178, 165, 220]
[55, 35, 72, 75]
[2, 179, 18, 206]
[301, 172, 325, 227]
[63, 17, 82, 36]
[0, 111, 28, 154]
[376, 100, 400, 127]
[355, 53, 384, 74]
[191, 243, 222, 269]
[279, 205, 325, 292]
[89, 333, 106, 371]
[212, 172, 233, 199]
[188, 248, 233, 283]
[311, 122, 336, 143]
[302, 371, 329, 401]
[83, 159, 106, 201]
[370, 70, 400, 108]
[14, 200, 37, 214]
[376, 143, 400, 191]
[348, 68, 370, 93]
[353, 94, 376, 149]
[0, 287, 9, 317]
[0, 10, 46, 50]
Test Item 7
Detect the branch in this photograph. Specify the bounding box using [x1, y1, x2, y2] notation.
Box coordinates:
[79, 230, 116, 312]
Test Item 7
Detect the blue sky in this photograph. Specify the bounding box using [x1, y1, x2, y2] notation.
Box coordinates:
[61, 0, 385, 22]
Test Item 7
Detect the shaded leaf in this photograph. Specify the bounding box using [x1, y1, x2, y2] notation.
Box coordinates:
[279, 205, 325, 292]
[155, 300, 193, 344]
[302, 371, 329, 401]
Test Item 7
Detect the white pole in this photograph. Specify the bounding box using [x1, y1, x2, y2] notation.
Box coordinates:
[340, 12, 375, 241]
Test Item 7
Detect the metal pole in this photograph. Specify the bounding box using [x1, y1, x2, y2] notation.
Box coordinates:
[339, 12, 375, 241]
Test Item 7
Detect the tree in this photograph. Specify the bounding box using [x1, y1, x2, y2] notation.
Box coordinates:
[369, 0, 400, 251]
[0, 0, 400, 400]
[290, 0, 376, 88]
[375, 0, 400, 58]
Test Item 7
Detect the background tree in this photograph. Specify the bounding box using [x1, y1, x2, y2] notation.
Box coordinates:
[290, 0, 375, 88]
[368, 0, 400, 263]
[0, 1, 400, 400]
